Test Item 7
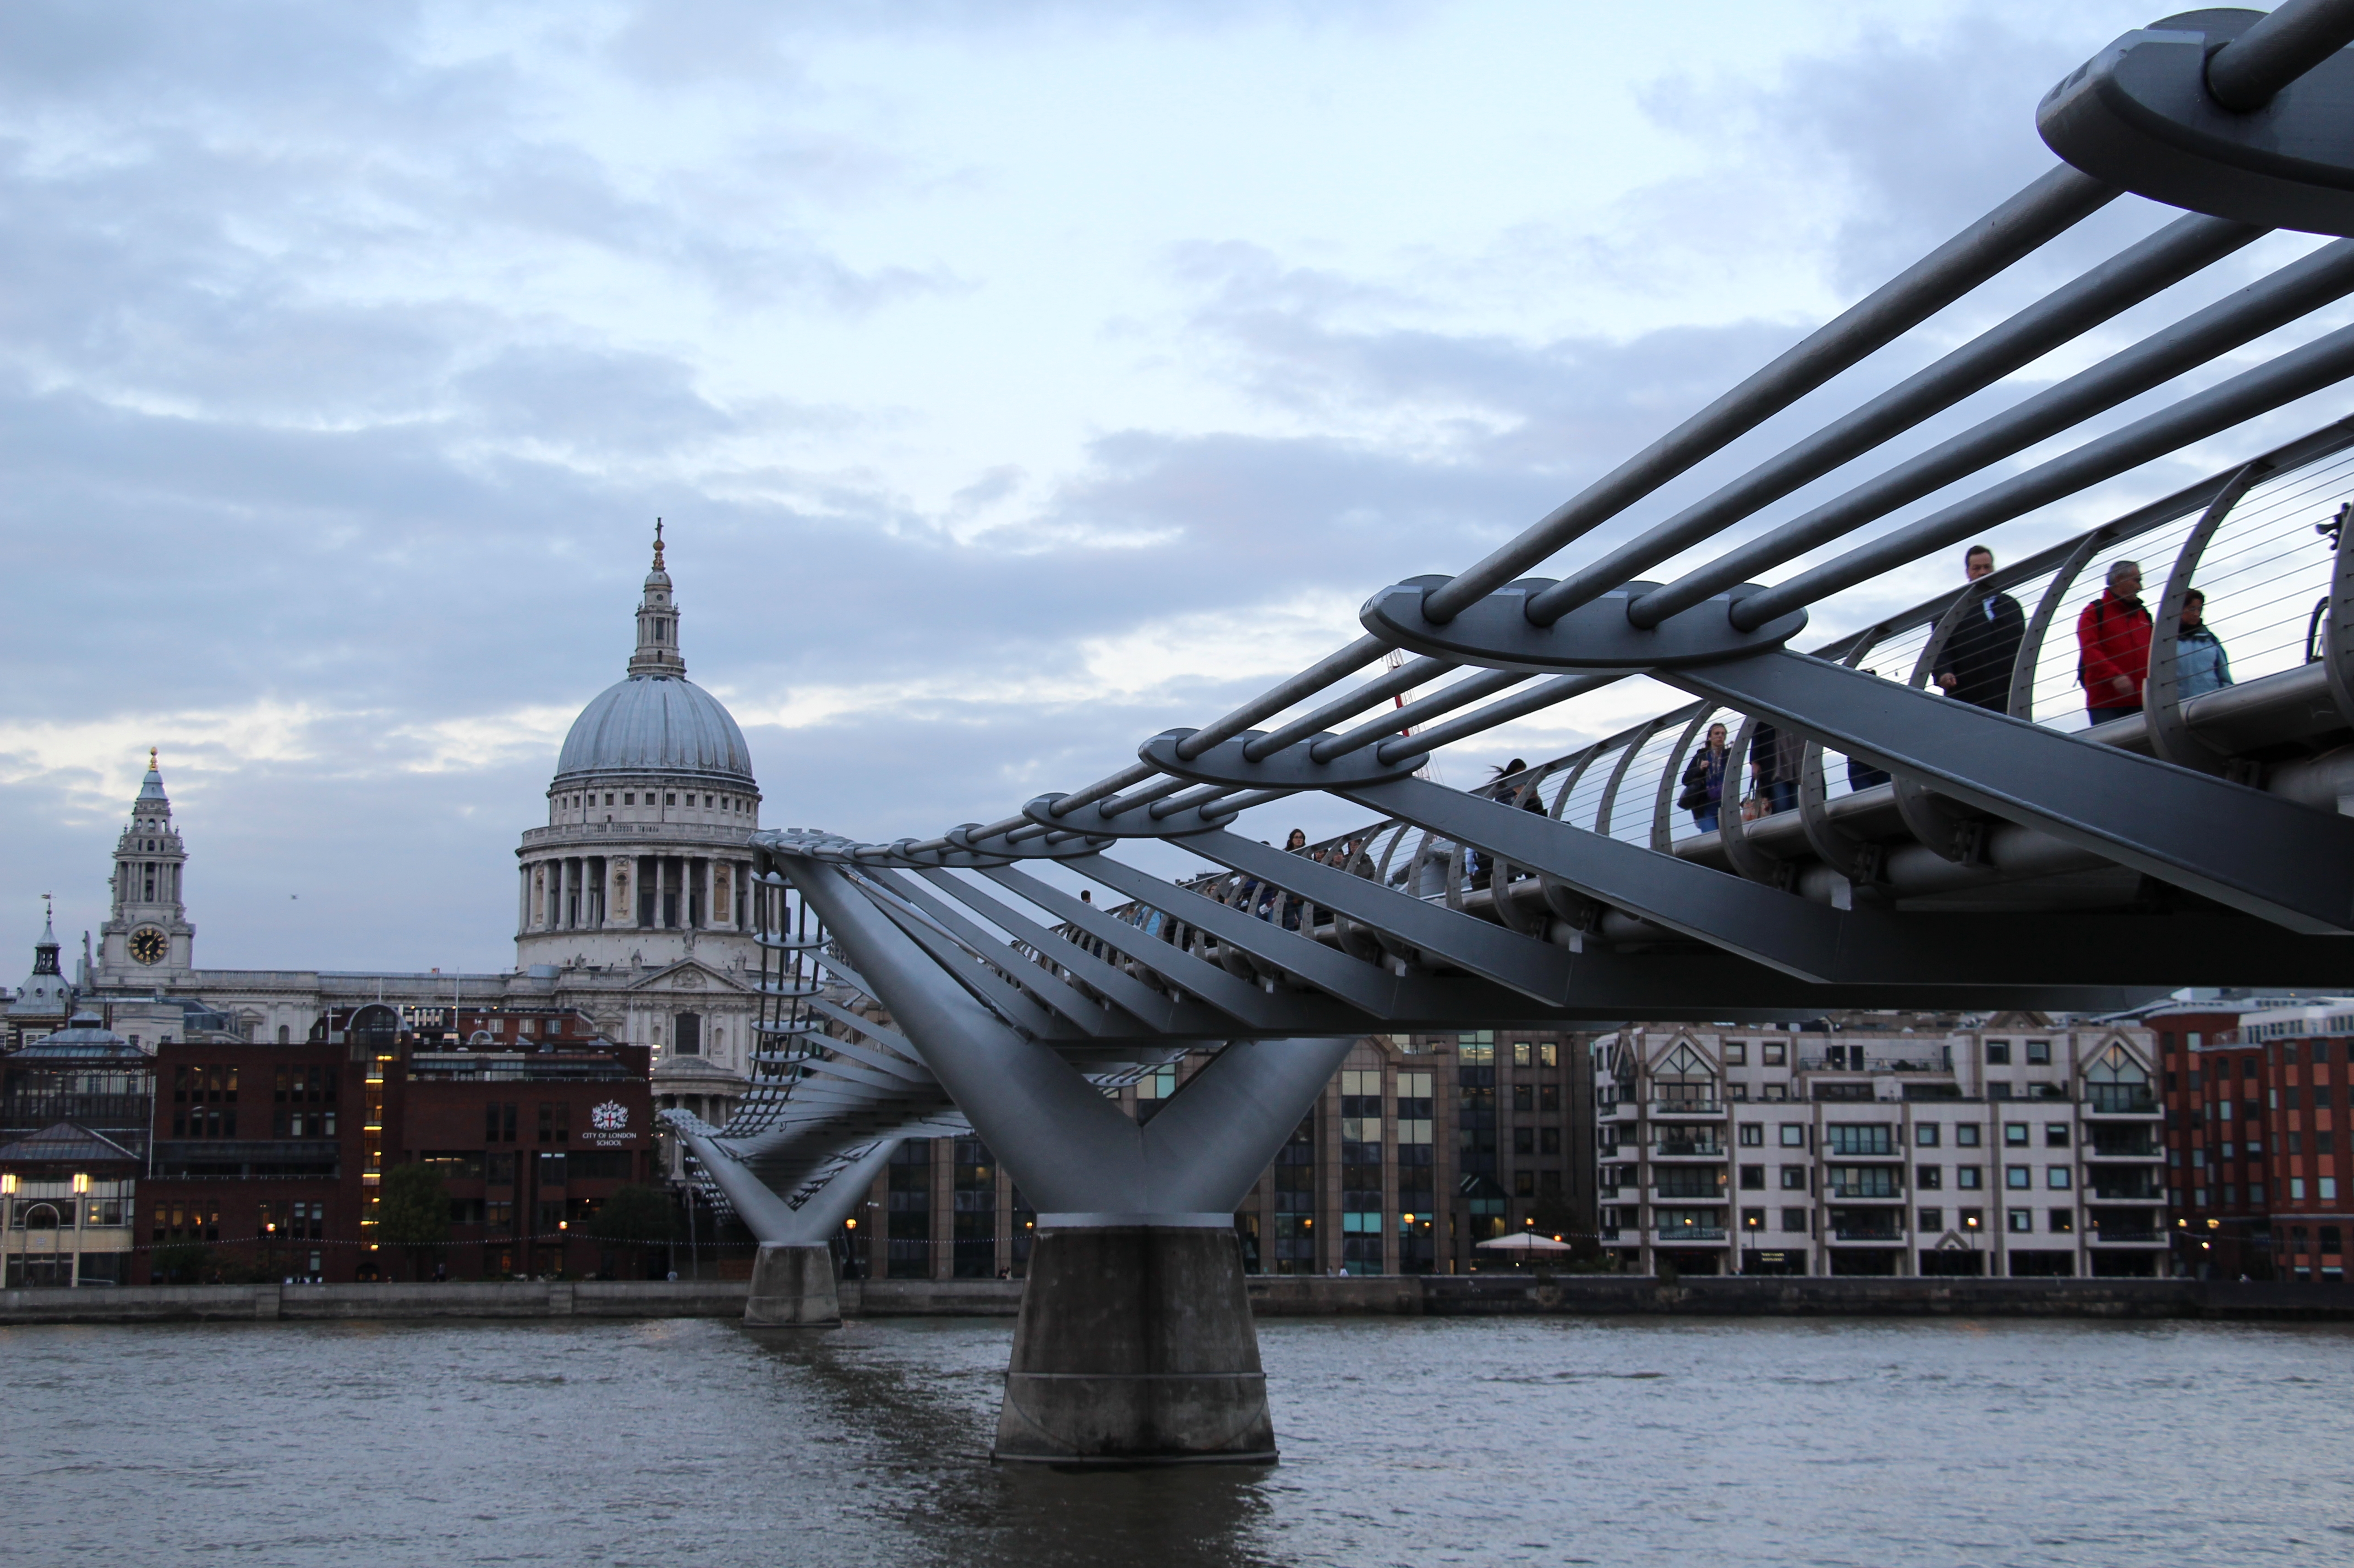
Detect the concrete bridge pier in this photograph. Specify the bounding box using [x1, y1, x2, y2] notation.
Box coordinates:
[787, 855, 1353, 1464]
[675, 1125, 895, 1328]
[997, 1214, 1272, 1463]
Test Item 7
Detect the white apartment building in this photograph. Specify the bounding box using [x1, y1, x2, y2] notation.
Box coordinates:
[1593, 1014, 2168, 1279]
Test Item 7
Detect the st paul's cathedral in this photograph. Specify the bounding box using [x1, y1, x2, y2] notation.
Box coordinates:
[9, 530, 761, 1127]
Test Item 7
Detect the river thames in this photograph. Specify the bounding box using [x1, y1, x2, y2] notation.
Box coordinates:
[5, 1314, 2348, 1566]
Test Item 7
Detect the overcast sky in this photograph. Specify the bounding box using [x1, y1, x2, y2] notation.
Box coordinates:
[5, 0, 2346, 974]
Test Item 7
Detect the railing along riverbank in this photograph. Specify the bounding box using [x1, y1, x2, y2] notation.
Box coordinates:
[4, 1276, 2352, 1324]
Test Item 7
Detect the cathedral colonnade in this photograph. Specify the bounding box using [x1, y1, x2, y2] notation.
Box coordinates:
[517, 852, 756, 934]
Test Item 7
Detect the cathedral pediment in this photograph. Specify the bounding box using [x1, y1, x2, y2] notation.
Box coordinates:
[627, 958, 746, 995]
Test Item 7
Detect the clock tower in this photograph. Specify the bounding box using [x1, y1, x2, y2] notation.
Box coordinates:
[96, 749, 195, 981]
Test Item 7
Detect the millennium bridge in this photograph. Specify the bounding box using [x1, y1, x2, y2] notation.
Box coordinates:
[673, 4, 2354, 1464]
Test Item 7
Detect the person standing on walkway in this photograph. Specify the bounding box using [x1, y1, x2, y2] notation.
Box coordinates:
[1933, 543, 2026, 710]
[2078, 559, 2153, 723]
[2176, 589, 2234, 698]
[1679, 722, 1730, 830]
[1748, 723, 1801, 815]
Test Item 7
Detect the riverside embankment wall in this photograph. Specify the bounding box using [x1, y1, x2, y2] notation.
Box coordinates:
[4, 1275, 2352, 1325]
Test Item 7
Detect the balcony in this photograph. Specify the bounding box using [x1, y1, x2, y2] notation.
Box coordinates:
[2088, 1228, 2166, 1244]
[1653, 1139, 1726, 1158]
[1650, 1098, 1725, 1117]
[1823, 1186, 1905, 1203]
[1828, 1225, 1908, 1243]
[1654, 1227, 1729, 1243]
[1798, 1054, 1953, 1074]
[2087, 1180, 2163, 1202]
[2084, 1089, 2159, 1116]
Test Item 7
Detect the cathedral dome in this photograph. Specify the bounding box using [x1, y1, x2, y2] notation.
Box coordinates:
[555, 675, 753, 784]
[551, 523, 758, 789]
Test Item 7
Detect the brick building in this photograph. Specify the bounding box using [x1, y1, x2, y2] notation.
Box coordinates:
[2153, 1000, 2354, 1282]
[835, 1029, 1596, 1279]
[137, 1002, 655, 1283]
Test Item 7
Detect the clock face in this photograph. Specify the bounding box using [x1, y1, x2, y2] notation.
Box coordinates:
[129, 926, 170, 966]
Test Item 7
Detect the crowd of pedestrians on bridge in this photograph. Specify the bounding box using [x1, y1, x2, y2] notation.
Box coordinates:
[1671, 541, 2234, 835]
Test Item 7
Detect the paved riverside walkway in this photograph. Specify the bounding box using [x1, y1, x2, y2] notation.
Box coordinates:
[4, 1274, 2352, 1324]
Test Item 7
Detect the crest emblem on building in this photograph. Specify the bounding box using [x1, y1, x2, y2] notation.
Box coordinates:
[591, 1100, 629, 1132]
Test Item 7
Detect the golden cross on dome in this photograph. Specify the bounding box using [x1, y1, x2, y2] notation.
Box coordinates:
[653, 518, 665, 570]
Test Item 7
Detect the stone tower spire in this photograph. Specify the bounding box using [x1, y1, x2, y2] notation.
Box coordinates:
[8, 895, 72, 1029]
[628, 519, 687, 679]
[97, 748, 194, 978]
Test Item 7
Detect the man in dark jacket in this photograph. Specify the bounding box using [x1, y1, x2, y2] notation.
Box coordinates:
[1932, 544, 2026, 710]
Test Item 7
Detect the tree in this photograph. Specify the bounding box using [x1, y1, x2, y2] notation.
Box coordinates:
[589, 1184, 680, 1278]
[378, 1161, 451, 1280]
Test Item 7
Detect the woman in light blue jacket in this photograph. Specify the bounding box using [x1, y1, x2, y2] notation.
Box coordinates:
[2177, 589, 2233, 697]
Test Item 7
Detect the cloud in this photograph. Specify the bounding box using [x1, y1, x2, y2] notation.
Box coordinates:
[2, 0, 2320, 974]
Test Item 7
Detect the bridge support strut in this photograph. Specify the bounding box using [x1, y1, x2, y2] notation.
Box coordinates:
[785, 854, 1353, 1464]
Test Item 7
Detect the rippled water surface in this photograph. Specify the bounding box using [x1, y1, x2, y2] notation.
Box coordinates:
[6, 1313, 2350, 1566]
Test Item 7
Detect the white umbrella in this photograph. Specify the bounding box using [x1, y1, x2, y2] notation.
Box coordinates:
[1474, 1231, 1573, 1252]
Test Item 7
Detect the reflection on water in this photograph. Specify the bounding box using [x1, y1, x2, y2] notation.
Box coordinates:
[4, 1314, 2350, 1567]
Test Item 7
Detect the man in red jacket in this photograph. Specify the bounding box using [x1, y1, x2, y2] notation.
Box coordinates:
[2077, 558, 2152, 723]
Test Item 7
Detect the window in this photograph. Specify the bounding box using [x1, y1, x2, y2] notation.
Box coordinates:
[1512, 1041, 1533, 1067]
[1763, 1042, 1786, 1066]
[2243, 1056, 2259, 1080]
[1987, 1041, 2012, 1065]
[1915, 1124, 1940, 1148]
[1739, 1124, 1763, 1147]
[1513, 1127, 1534, 1155]
[665, 793, 677, 806]
[1826, 1124, 1893, 1156]
[1956, 1125, 1982, 1148]
[605, 793, 615, 805]
[1741, 1207, 1766, 1234]
[1779, 1125, 1806, 1147]
[1514, 1171, 1535, 1197]
[1724, 1042, 1747, 1066]
[1957, 1166, 1983, 1190]
[2046, 1167, 2071, 1190]
[1654, 1043, 1717, 1106]
[624, 793, 635, 805]
[1827, 1165, 1900, 1198]
[1763, 1083, 1788, 1102]
[1987, 1082, 2014, 1100]
[1919, 1207, 1943, 1232]
[2008, 1209, 2032, 1233]
[1740, 1165, 1766, 1190]
[1917, 1166, 1943, 1190]
[1511, 1085, 1533, 1113]
[2045, 1124, 2070, 1148]
[2323, 1226, 2344, 1254]
[1539, 1043, 1558, 1069]
[1780, 1167, 1808, 1191]
[2048, 1209, 2073, 1233]
[2004, 1123, 2029, 1147]
[2005, 1166, 2030, 1190]
[674, 1012, 701, 1056]
[2325, 1177, 2341, 1201]
[2026, 1039, 2052, 1065]
[1780, 1208, 1809, 1233]
[1539, 1127, 1560, 1155]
